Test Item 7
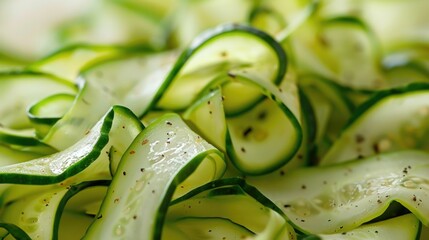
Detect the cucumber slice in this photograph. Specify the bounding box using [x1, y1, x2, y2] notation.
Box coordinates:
[317, 214, 420, 240]
[299, 74, 354, 141]
[183, 86, 227, 152]
[0, 72, 76, 130]
[321, 83, 429, 165]
[225, 73, 302, 175]
[166, 178, 296, 240]
[0, 72, 76, 151]
[0, 181, 108, 240]
[28, 45, 123, 81]
[43, 51, 175, 150]
[253, 150, 429, 234]
[84, 113, 225, 239]
[156, 23, 287, 115]
[0, 106, 143, 184]
[27, 93, 75, 139]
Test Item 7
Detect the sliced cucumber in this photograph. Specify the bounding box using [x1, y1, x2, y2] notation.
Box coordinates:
[84, 113, 226, 240]
[43, 51, 175, 150]
[156, 23, 287, 115]
[253, 150, 429, 234]
[321, 83, 429, 165]
[0, 72, 76, 146]
[27, 93, 75, 139]
[183, 86, 227, 152]
[0, 72, 77, 156]
[0, 181, 108, 240]
[166, 178, 296, 240]
[299, 74, 354, 141]
[28, 44, 123, 81]
[0, 106, 143, 184]
[317, 214, 421, 240]
[224, 73, 301, 175]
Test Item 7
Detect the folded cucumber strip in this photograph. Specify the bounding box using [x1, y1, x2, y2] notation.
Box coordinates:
[245, 93, 317, 191]
[254, 150, 429, 234]
[183, 86, 227, 152]
[43, 51, 176, 150]
[0, 180, 109, 240]
[321, 83, 429, 165]
[156, 23, 287, 115]
[224, 73, 302, 175]
[0, 105, 143, 184]
[166, 178, 296, 240]
[299, 74, 354, 142]
[27, 93, 75, 139]
[27, 93, 75, 126]
[0, 72, 77, 149]
[83, 113, 226, 240]
[28, 45, 123, 81]
[184, 70, 302, 175]
[317, 16, 385, 90]
[314, 214, 421, 240]
[0, 72, 76, 129]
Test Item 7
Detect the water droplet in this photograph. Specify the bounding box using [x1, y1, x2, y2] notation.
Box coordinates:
[400, 176, 426, 189]
[134, 180, 144, 192]
[115, 225, 124, 236]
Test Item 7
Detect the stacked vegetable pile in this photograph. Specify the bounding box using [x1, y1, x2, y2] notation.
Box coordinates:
[0, 0, 428, 239]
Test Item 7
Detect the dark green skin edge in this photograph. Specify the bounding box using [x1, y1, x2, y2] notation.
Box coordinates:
[53, 180, 110, 240]
[152, 150, 224, 240]
[0, 223, 32, 240]
[166, 177, 298, 238]
[223, 75, 303, 175]
[0, 71, 76, 147]
[151, 23, 288, 115]
[0, 106, 142, 185]
[297, 88, 318, 166]
[170, 177, 285, 219]
[342, 82, 429, 130]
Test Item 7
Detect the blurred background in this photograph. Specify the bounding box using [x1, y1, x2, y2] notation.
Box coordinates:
[0, 0, 428, 62]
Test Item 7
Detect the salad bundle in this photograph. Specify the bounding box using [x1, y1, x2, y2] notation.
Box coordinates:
[0, 0, 428, 239]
